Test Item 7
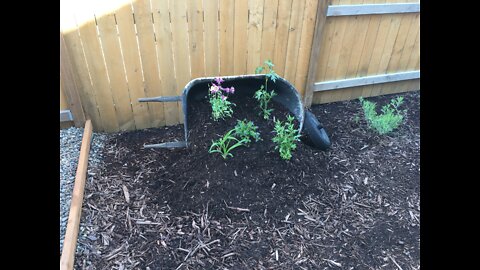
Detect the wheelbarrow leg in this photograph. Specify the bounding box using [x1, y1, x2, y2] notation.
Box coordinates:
[138, 96, 187, 149]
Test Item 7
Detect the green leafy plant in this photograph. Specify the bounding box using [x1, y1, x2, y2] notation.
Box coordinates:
[272, 115, 301, 160]
[234, 119, 261, 144]
[254, 60, 280, 119]
[209, 129, 247, 159]
[359, 96, 405, 135]
[209, 77, 236, 121]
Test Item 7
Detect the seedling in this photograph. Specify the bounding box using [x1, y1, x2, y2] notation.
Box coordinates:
[254, 60, 279, 119]
[209, 129, 247, 159]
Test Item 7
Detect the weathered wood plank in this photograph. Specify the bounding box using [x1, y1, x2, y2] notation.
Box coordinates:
[219, 0, 235, 75]
[170, 0, 192, 123]
[233, 0, 249, 75]
[327, 3, 420, 17]
[132, 0, 166, 127]
[60, 32, 86, 127]
[302, 0, 329, 107]
[115, 2, 153, 129]
[246, 0, 265, 73]
[204, 0, 220, 76]
[152, 0, 180, 125]
[60, 120, 93, 270]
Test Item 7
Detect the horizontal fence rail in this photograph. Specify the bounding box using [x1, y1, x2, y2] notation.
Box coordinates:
[314, 70, 420, 91]
[327, 3, 420, 17]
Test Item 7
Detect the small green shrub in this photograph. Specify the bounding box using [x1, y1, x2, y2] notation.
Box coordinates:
[359, 96, 405, 135]
[208, 129, 247, 159]
[272, 115, 301, 160]
[234, 119, 261, 144]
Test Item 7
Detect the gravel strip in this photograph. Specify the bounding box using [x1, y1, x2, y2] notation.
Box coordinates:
[60, 126, 109, 253]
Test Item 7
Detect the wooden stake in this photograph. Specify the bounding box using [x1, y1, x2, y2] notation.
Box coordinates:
[60, 120, 93, 270]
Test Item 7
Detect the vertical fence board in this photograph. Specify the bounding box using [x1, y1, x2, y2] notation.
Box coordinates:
[293, 0, 319, 97]
[187, 0, 206, 78]
[260, 0, 279, 64]
[369, 13, 402, 97]
[246, 0, 265, 73]
[132, 0, 166, 127]
[403, 24, 420, 92]
[62, 12, 103, 131]
[60, 32, 86, 127]
[397, 13, 419, 71]
[337, 0, 365, 101]
[327, 0, 363, 103]
[379, 13, 414, 95]
[233, 0, 249, 75]
[385, 13, 416, 72]
[314, 17, 335, 82]
[360, 0, 390, 97]
[320, 21, 350, 102]
[303, 0, 329, 107]
[76, 3, 119, 132]
[96, 11, 135, 131]
[171, 0, 192, 123]
[151, 0, 180, 125]
[204, 0, 220, 76]
[283, 0, 305, 84]
[115, 2, 152, 129]
[342, 4, 372, 100]
[272, 0, 293, 77]
[406, 26, 420, 70]
[219, 0, 235, 75]
[325, 0, 356, 103]
[60, 76, 68, 110]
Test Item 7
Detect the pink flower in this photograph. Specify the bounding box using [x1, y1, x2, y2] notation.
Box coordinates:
[214, 77, 224, 85]
[210, 85, 219, 93]
[221, 95, 227, 101]
[229, 87, 235, 94]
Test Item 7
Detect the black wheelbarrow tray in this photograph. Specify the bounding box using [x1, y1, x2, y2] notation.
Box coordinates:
[138, 74, 330, 150]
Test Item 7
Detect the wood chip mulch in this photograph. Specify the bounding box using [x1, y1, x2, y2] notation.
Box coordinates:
[75, 91, 420, 270]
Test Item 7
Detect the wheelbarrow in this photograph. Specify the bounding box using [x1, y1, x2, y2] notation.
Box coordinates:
[138, 74, 330, 150]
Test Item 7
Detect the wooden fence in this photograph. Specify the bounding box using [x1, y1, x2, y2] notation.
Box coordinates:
[304, 0, 420, 105]
[60, 0, 420, 132]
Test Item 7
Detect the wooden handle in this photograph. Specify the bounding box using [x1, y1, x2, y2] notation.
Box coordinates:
[138, 96, 181, 102]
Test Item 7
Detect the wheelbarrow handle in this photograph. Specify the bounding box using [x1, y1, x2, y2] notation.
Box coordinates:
[144, 141, 187, 149]
[138, 96, 182, 102]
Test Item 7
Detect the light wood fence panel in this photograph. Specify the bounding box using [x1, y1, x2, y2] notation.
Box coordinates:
[60, 0, 419, 131]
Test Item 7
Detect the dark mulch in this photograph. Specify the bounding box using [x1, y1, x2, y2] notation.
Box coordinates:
[75, 90, 420, 270]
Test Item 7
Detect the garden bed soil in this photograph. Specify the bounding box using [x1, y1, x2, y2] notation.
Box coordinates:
[76, 91, 420, 269]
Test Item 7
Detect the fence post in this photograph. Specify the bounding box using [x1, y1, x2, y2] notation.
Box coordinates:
[60, 32, 86, 127]
[303, 0, 329, 108]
